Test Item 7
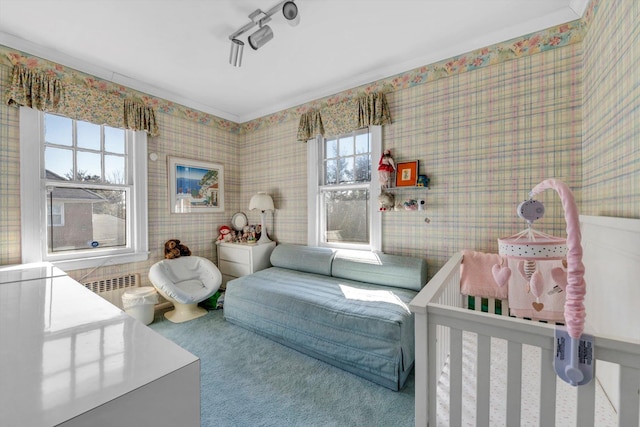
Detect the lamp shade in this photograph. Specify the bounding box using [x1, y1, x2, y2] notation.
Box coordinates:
[249, 192, 274, 212]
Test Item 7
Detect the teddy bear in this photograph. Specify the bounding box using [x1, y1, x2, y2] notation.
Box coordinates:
[164, 239, 191, 259]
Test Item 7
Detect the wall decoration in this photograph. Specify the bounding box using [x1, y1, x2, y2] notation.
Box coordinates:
[395, 161, 419, 187]
[168, 157, 224, 213]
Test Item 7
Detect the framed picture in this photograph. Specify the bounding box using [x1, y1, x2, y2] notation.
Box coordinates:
[168, 157, 224, 213]
[395, 161, 419, 187]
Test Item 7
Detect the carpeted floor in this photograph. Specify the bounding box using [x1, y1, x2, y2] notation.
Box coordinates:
[149, 308, 415, 427]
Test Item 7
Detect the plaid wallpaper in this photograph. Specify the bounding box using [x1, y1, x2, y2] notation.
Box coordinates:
[239, 44, 583, 276]
[582, 0, 640, 217]
[0, 0, 636, 284]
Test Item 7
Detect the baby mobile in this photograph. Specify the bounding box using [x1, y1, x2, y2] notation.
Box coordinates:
[496, 198, 568, 311]
[496, 179, 592, 386]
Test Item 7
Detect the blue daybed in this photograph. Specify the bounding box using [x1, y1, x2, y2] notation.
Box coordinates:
[223, 244, 427, 390]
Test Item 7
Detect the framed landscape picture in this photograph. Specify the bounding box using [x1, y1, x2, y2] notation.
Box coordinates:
[395, 160, 419, 187]
[168, 157, 224, 213]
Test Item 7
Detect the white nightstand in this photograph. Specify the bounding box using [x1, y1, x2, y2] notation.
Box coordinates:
[217, 241, 276, 287]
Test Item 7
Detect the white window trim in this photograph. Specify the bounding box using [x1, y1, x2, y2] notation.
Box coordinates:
[307, 125, 381, 252]
[19, 107, 149, 270]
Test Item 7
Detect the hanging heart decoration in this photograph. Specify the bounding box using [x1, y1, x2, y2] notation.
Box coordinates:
[551, 267, 568, 291]
[491, 264, 511, 288]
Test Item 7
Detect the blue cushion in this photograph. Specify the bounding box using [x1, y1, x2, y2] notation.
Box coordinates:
[331, 250, 427, 291]
[270, 244, 335, 276]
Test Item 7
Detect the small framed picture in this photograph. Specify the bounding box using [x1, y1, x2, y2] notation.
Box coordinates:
[395, 161, 419, 187]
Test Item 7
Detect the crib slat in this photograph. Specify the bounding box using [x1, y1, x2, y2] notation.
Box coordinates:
[539, 347, 556, 426]
[576, 377, 596, 427]
[618, 365, 640, 426]
[449, 328, 463, 426]
[476, 334, 491, 425]
[487, 298, 495, 314]
[506, 341, 522, 426]
[427, 320, 438, 427]
[501, 299, 509, 316]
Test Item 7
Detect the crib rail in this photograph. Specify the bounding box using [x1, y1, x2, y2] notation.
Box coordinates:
[409, 252, 640, 427]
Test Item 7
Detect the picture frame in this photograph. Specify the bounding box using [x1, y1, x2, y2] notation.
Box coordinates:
[395, 160, 419, 187]
[168, 156, 224, 213]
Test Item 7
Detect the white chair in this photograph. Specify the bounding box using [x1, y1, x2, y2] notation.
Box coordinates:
[149, 256, 222, 323]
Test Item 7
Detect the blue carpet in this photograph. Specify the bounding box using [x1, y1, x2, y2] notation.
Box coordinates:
[149, 309, 415, 427]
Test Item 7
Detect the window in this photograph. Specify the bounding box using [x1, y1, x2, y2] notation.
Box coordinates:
[20, 107, 149, 270]
[307, 126, 381, 251]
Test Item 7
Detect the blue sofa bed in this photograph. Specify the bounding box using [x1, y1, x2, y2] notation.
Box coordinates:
[223, 244, 428, 390]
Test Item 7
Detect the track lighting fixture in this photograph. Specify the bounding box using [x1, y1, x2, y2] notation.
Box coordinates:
[229, 39, 244, 67]
[248, 25, 273, 50]
[228, 0, 300, 67]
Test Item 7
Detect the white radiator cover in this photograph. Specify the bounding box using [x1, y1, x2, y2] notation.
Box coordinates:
[82, 273, 140, 309]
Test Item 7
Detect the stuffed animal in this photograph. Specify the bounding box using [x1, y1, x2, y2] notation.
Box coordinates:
[217, 225, 234, 243]
[164, 239, 191, 259]
[378, 191, 395, 211]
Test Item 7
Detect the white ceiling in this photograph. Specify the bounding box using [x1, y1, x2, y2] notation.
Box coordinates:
[0, 0, 589, 124]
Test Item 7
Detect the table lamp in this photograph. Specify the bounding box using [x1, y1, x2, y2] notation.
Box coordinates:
[249, 192, 275, 243]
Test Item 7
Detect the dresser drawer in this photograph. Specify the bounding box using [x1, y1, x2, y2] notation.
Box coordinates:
[219, 245, 249, 263]
[219, 260, 251, 277]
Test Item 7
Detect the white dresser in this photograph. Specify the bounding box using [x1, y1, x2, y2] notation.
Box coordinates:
[217, 241, 276, 286]
[0, 262, 200, 427]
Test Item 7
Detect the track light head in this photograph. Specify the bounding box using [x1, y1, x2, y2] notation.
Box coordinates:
[248, 25, 273, 50]
[282, 1, 300, 26]
[228, 0, 300, 66]
[229, 39, 244, 67]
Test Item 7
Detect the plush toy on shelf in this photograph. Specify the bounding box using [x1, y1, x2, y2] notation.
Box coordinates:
[378, 191, 395, 211]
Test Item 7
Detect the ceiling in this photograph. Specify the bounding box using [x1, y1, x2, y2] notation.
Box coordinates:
[0, 0, 589, 124]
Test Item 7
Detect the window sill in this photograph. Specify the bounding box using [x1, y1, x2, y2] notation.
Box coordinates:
[49, 252, 150, 271]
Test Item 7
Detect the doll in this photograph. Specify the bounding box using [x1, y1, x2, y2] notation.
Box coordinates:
[378, 149, 396, 188]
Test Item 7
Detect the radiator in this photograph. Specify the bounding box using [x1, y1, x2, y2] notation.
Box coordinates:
[82, 273, 140, 309]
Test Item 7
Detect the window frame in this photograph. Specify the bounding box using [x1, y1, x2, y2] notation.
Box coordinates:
[20, 107, 149, 270]
[307, 126, 381, 252]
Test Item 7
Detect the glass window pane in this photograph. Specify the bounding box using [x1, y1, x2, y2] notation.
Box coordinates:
[104, 127, 125, 154]
[77, 121, 101, 150]
[323, 190, 369, 244]
[338, 137, 354, 156]
[339, 157, 354, 183]
[104, 155, 125, 184]
[76, 151, 102, 182]
[48, 187, 127, 252]
[44, 147, 73, 180]
[355, 133, 369, 154]
[325, 159, 337, 185]
[45, 114, 72, 146]
[354, 154, 371, 182]
[325, 139, 338, 159]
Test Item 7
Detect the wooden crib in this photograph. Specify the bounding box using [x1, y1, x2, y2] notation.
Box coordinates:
[409, 216, 640, 426]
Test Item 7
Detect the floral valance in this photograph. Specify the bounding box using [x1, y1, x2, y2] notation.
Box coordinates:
[296, 109, 324, 141]
[6, 65, 64, 112]
[124, 98, 159, 137]
[4, 63, 160, 137]
[297, 91, 392, 141]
